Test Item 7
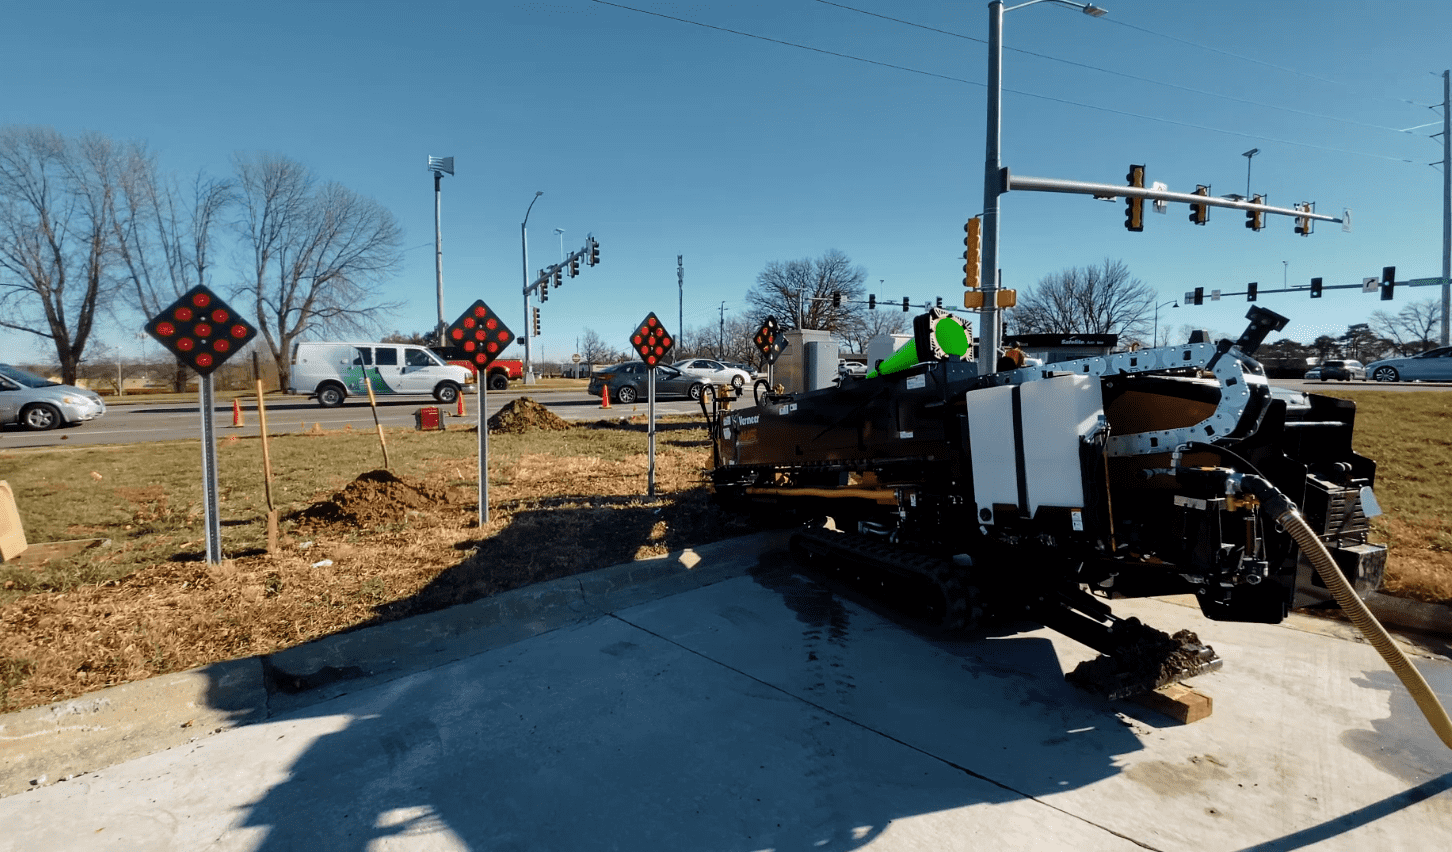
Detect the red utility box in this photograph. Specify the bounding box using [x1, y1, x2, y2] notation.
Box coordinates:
[415, 406, 443, 431]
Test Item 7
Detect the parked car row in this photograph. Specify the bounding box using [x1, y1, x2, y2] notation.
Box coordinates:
[1298, 348, 1452, 383]
[587, 358, 758, 404]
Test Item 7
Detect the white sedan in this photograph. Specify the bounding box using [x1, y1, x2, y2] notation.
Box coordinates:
[672, 358, 752, 390]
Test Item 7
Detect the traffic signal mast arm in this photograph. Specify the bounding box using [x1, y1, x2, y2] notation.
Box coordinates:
[1006, 173, 1348, 228]
[525, 235, 600, 296]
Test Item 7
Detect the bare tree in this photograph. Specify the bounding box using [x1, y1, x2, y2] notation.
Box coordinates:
[841, 309, 910, 355]
[0, 127, 137, 383]
[1369, 299, 1441, 356]
[1013, 258, 1155, 339]
[579, 327, 622, 365]
[233, 153, 403, 390]
[746, 249, 867, 332]
[111, 150, 235, 390]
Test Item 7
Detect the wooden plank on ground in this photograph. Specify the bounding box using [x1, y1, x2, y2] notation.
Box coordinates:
[1130, 683, 1213, 724]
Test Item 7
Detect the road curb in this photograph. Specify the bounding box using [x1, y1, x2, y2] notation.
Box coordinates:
[0, 528, 793, 798]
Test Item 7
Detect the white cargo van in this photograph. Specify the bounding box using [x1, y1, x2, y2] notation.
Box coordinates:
[289, 342, 472, 407]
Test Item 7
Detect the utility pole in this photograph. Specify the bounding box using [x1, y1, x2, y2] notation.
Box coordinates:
[719, 300, 726, 358]
[1441, 70, 1450, 346]
[678, 255, 684, 357]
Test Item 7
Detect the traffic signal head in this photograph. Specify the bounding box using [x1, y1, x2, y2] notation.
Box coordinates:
[1294, 203, 1313, 236]
[540, 276, 549, 302]
[902, 297, 910, 312]
[1193, 286, 1204, 306]
[753, 316, 786, 365]
[569, 257, 579, 277]
[868, 294, 876, 310]
[588, 238, 600, 266]
[553, 267, 562, 288]
[963, 218, 982, 289]
[1310, 277, 1323, 298]
[1125, 165, 1144, 232]
[532, 306, 541, 336]
[144, 285, 257, 376]
[447, 300, 515, 370]
[1189, 185, 1209, 226]
[630, 313, 673, 367]
[832, 292, 841, 308]
[1246, 282, 1258, 302]
[1245, 195, 1264, 231]
[936, 296, 943, 308]
[1381, 266, 1396, 301]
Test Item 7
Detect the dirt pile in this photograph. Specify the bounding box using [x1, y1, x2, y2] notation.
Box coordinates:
[297, 469, 466, 527]
[487, 396, 571, 433]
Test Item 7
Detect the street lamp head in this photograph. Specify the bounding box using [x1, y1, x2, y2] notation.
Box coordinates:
[1083, 3, 1107, 16]
[534, 191, 543, 198]
[1243, 148, 1260, 159]
[427, 156, 454, 176]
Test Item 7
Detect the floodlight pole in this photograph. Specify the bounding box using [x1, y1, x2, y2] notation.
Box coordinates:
[429, 156, 454, 347]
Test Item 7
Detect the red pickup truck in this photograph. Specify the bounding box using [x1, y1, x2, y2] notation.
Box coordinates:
[433, 347, 523, 391]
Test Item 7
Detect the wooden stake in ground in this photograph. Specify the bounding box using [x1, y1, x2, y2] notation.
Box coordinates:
[253, 353, 279, 554]
[363, 370, 391, 470]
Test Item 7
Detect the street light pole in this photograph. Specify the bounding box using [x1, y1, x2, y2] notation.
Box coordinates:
[1242, 148, 1259, 200]
[521, 191, 543, 385]
[979, 0, 1106, 375]
[1154, 299, 1178, 347]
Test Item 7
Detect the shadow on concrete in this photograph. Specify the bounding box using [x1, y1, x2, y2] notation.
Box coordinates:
[200, 545, 1146, 850]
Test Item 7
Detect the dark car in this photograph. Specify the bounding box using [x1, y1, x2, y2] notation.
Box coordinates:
[1366, 346, 1452, 382]
[1317, 359, 1364, 381]
[587, 361, 704, 404]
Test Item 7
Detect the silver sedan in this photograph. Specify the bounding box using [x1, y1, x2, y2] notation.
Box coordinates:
[0, 364, 107, 430]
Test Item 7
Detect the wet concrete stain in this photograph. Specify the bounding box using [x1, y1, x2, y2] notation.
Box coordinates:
[1123, 754, 1232, 797]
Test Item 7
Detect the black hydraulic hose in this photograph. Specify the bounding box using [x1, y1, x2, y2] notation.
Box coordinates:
[1233, 473, 1452, 750]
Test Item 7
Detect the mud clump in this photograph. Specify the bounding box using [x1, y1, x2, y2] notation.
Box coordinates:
[487, 396, 571, 434]
[298, 469, 464, 527]
[1066, 622, 1220, 699]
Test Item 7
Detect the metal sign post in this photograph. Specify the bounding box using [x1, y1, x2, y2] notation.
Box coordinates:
[647, 368, 656, 495]
[445, 300, 514, 529]
[479, 379, 488, 525]
[143, 285, 258, 565]
[629, 312, 674, 498]
[198, 373, 222, 564]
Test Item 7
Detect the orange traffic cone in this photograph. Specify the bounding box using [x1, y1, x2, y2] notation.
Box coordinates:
[457, 391, 466, 417]
[229, 398, 244, 428]
[600, 386, 611, 409]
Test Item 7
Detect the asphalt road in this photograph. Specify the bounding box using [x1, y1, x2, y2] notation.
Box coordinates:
[4, 379, 1447, 450]
[0, 387, 709, 449]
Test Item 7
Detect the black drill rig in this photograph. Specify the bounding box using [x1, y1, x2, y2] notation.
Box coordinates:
[705, 307, 1386, 697]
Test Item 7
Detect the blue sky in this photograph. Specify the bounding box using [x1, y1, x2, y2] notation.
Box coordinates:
[2, 0, 1449, 365]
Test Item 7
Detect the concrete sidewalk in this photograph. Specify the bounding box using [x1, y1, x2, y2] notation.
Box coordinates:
[2, 533, 1451, 850]
[0, 529, 795, 799]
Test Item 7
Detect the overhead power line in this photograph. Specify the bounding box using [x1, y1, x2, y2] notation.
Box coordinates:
[590, 0, 1415, 164]
[813, 0, 1419, 136]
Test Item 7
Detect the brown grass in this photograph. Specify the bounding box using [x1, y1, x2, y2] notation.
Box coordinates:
[0, 414, 756, 712]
